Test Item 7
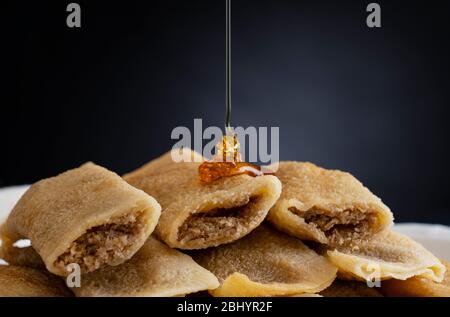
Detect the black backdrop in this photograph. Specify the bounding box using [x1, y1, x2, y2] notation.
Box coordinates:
[2, 0, 450, 224]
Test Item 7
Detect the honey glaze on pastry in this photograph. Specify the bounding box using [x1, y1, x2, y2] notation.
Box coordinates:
[198, 161, 264, 183]
[198, 134, 270, 183]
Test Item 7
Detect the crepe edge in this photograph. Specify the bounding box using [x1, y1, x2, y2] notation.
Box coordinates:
[326, 249, 446, 283]
[209, 272, 336, 297]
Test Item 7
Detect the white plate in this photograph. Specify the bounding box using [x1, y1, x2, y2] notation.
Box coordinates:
[0, 185, 449, 262]
[0, 185, 29, 226]
[394, 223, 450, 261]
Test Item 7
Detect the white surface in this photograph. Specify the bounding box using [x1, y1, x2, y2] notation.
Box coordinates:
[0, 185, 449, 261]
[0, 185, 29, 225]
[394, 223, 450, 261]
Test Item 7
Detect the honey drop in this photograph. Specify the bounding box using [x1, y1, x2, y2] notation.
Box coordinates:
[198, 133, 271, 183]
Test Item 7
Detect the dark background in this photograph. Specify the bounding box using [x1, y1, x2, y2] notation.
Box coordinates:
[2, 1, 449, 224]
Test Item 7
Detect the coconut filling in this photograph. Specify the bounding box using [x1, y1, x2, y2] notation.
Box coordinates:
[288, 207, 379, 245]
[55, 211, 147, 273]
[177, 196, 263, 245]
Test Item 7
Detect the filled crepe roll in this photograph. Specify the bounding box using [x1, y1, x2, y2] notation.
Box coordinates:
[124, 150, 282, 249]
[3, 163, 161, 276]
[0, 265, 73, 297]
[268, 162, 393, 245]
[326, 230, 446, 283]
[72, 236, 219, 297]
[381, 260, 450, 297]
[319, 280, 382, 297]
[191, 225, 337, 297]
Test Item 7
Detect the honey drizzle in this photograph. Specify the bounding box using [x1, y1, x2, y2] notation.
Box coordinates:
[225, 0, 232, 131]
[198, 161, 264, 183]
[198, 0, 270, 184]
[220, 132, 240, 163]
[199, 132, 272, 183]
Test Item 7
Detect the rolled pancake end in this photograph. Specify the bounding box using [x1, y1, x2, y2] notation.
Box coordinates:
[5, 162, 161, 276]
[269, 161, 393, 245]
[163, 174, 282, 249]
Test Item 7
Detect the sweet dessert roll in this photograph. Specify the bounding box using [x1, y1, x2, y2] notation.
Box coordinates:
[0, 265, 73, 297]
[2, 162, 161, 276]
[124, 149, 282, 249]
[191, 225, 337, 297]
[72, 236, 219, 297]
[326, 230, 446, 283]
[268, 161, 393, 245]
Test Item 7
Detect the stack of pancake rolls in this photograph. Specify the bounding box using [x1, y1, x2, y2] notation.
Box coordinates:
[0, 149, 448, 297]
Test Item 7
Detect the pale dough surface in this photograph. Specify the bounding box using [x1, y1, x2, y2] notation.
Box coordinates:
[192, 225, 337, 297]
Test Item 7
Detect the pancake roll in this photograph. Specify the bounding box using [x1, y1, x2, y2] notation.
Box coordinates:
[191, 225, 337, 297]
[268, 162, 393, 245]
[124, 149, 282, 249]
[2, 162, 161, 276]
[72, 236, 219, 297]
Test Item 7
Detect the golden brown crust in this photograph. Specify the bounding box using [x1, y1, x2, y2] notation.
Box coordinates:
[72, 236, 219, 297]
[320, 280, 383, 297]
[191, 225, 337, 297]
[0, 265, 73, 297]
[326, 230, 446, 283]
[5, 162, 161, 276]
[124, 150, 282, 249]
[381, 260, 450, 297]
[268, 161, 393, 245]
